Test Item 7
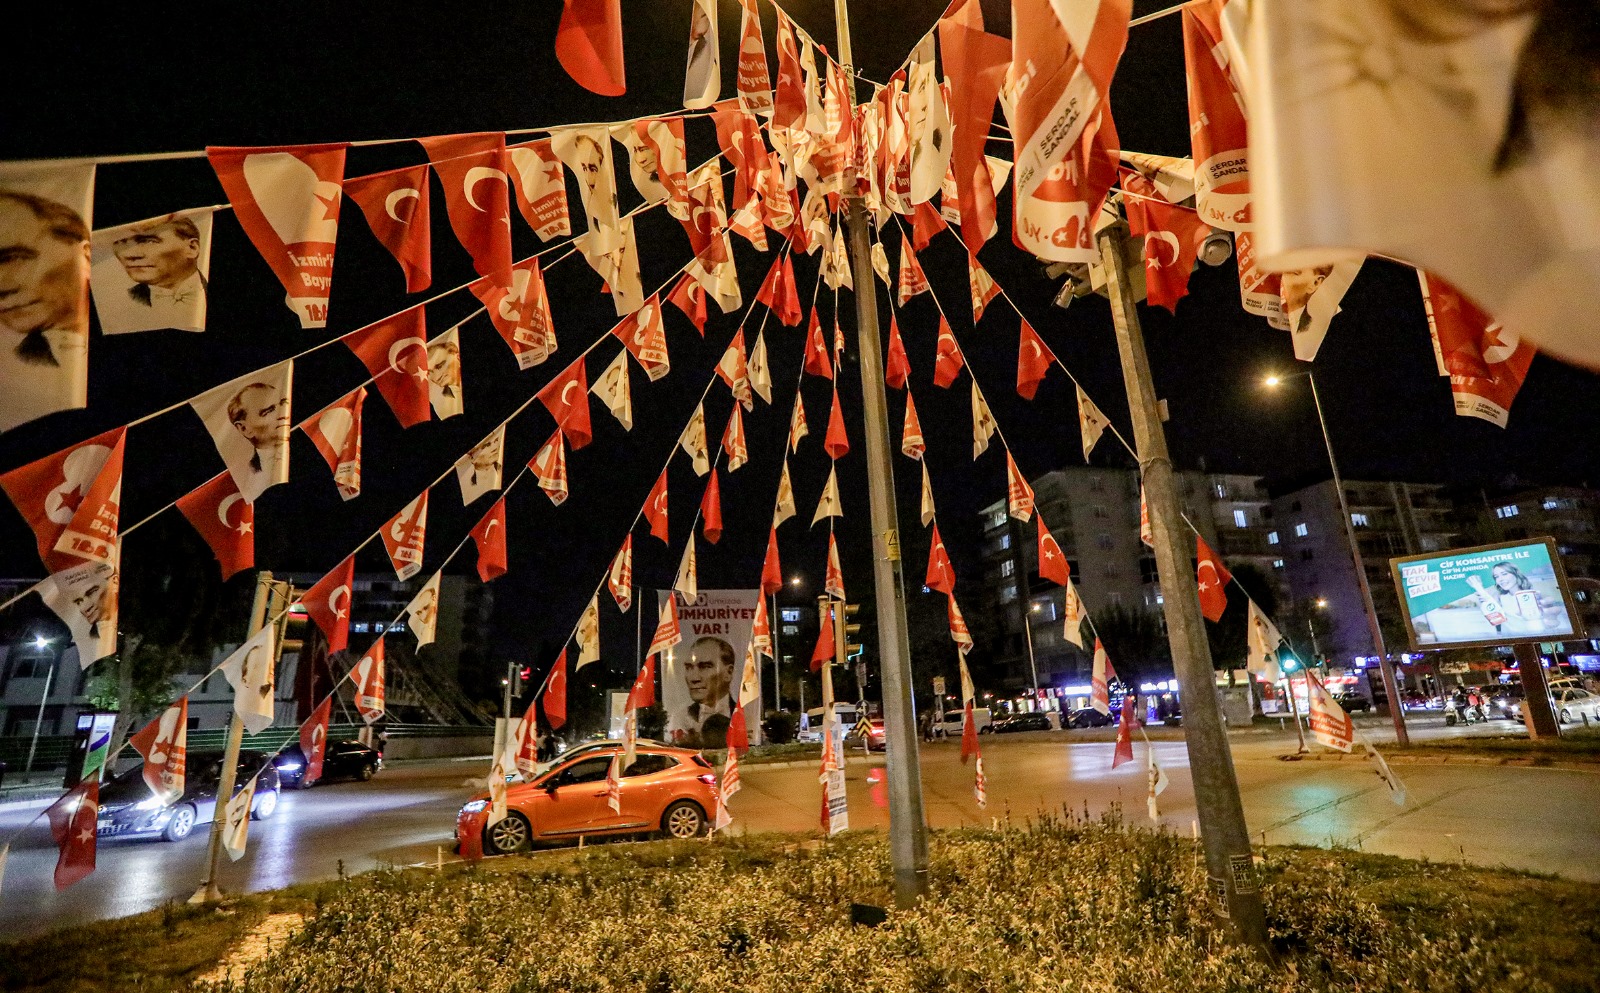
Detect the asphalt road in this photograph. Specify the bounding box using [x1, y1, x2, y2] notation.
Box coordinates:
[1, 718, 1595, 941]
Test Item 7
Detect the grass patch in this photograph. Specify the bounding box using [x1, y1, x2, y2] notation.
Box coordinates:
[1380, 727, 1600, 763]
[5, 819, 1598, 993]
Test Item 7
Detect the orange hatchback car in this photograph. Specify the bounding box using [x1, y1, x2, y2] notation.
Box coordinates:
[457, 745, 719, 855]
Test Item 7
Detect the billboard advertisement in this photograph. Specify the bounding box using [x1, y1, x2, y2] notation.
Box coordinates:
[1390, 538, 1580, 651]
[659, 589, 762, 749]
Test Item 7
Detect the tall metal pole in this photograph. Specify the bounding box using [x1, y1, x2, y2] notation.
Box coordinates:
[771, 592, 782, 711]
[1283, 669, 1308, 755]
[833, 0, 931, 908]
[192, 569, 275, 904]
[1097, 220, 1269, 948]
[1307, 373, 1409, 745]
[23, 651, 56, 778]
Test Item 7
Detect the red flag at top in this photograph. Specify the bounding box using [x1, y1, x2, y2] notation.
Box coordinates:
[304, 555, 355, 653]
[885, 317, 910, 389]
[926, 525, 955, 594]
[824, 386, 850, 460]
[811, 606, 835, 671]
[1124, 193, 1208, 312]
[934, 318, 965, 388]
[756, 254, 801, 326]
[470, 498, 508, 582]
[627, 653, 657, 710]
[645, 471, 670, 543]
[176, 472, 254, 581]
[418, 132, 513, 279]
[1037, 513, 1071, 586]
[301, 696, 331, 785]
[345, 165, 432, 293]
[804, 310, 833, 379]
[543, 650, 568, 729]
[667, 273, 707, 333]
[207, 142, 347, 328]
[701, 470, 724, 544]
[556, 0, 626, 96]
[342, 305, 431, 428]
[825, 533, 846, 601]
[1182, 0, 1251, 232]
[1, 426, 126, 574]
[537, 356, 593, 450]
[772, 9, 807, 129]
[938, 3, 1009, 254]
[1196, 534, 1233, 622]
[1018, 323, 1057, 402]
[911, 200, 948, 251]
[45, 779, 97, 890]
[761, 527, 783, 597]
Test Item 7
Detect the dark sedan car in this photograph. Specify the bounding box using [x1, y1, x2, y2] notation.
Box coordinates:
[1066, 708, 1116, 729]
[97, 749, 281, 842]
[274, 739, 382, 789]
[984, 712, 1055, 734]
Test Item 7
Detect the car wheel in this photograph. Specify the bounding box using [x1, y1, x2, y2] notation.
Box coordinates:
[251, 788, 279, 821]
[358, 763, 376, 782]
[1560, 709, 1572, 724]
[486, 811, 533, 854]
[296, 774, 316, 790]
[162, 804, 197, 842]
[661, 800, 706, 839]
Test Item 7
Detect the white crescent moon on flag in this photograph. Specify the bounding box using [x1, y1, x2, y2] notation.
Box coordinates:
[217, 492, 244, 529]
[1027, 340, 1043, 359]
[1198, 560, 1217, 586]
[384, 188, 421, 223]
[561, 381, 580, 406]
[464, 167, 509, 212]
[387, 336, 427, 374]
[1145, 232, 1180, 268]
[654, 491, 668, 516]
[485, 518, 500, 534]
[329, 585, 351, 618]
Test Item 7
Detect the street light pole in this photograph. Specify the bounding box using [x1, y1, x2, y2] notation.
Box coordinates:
[1098, 218, 1270, 948]
[833, 0, 931, 909]
[23, 641, 57, 778]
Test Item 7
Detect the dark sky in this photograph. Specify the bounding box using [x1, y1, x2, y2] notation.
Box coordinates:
[3, 1, 1597, 679]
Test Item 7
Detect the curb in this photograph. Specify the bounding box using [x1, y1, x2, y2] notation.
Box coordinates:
[1282, 750, 1600, 771]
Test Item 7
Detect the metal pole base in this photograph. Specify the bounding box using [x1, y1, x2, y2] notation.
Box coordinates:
[188, 882, 224, 904]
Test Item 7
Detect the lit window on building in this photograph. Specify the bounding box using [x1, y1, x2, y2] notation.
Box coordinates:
[1001, 560, 1015, 578]
[782, 609, 801, 622]
[782, 624, 799, 636]
[1000, 584, 1018, 603]
[999, 533, 1011, 550]
[1497, 504, 1519, 518]
[1267, 531, 1279, 545]
[990, 510, 1008, 529]
[1294, 522, 1309, 537]
[1351, 512, 1369, 527]
[1215, 482, 1227, 498]
[1233, 509, 1248, 528]
[1273, 559, 1284, 569]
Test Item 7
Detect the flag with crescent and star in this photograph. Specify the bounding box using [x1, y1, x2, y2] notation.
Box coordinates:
[555, 0, 626, 96]
[1037, 513, 1070, 586]
[345, 165, 432, 292]
[342, 304, 430, 427]
[645, 471, 670, 542]
[304, 554, 355, 654]
[885, 317, 910, 389]
[1419, 271, 1536, 429]
[44, 779, 97, 890]
[1017, 321, 1057, 400]
[301, 696, 331, 785]
[506, 137, 572, 241]
[543, 650, 569, 729]
[0, 426, 126, 575]
[418, 132, 513, 278]
[1196, 534, 1233, 621]
[470, 256, 557, 371]
[934, 317, 965, 388]
[537, 355, 594, 450]
[470, 498, 508, 581]
[299, 387, 364, 501]
[177, 472, 253, 580]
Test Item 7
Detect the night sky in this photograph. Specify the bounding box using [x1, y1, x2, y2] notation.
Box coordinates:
[3, 1, 1597, 686]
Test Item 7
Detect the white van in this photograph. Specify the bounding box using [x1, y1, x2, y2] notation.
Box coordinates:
[798, 703, 860, 742]
[934, 707, 992, 737]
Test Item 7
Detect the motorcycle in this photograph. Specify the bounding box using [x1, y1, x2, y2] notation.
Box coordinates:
[1445, 700, 1484, 726]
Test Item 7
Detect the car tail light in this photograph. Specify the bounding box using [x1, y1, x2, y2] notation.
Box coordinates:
[697, 773, 717, 786]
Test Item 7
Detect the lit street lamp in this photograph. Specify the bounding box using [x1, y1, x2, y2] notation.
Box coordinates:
[1263, 369, 1410, 745]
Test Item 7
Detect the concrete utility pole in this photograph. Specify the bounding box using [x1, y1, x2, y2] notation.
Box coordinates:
[192, 569, 276, 904]
[1097, 220, 1270, 948]
[833, 0, 931, 908]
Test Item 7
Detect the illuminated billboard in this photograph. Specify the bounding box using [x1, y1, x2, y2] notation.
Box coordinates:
[1389, 538, 1581, 651]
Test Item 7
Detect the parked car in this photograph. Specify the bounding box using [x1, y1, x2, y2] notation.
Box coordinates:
[1066, 708, 1115, 729]
[1554, 688, 1600, 725]
[274, 739, 382, 789]
[984, 712, 1054, 734]
[934, 707, 992, 737]
[1331, 693, 1372, 713]
[457, 744, 718, 855]
[1487, 682, 1526, 720]
[97, 749, 281, 842]
[533, 738, 670, 775]
[845, 718, 886, 751]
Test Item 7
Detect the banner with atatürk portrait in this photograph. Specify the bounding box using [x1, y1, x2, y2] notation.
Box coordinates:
[90, 208, 215, 334]
[659, 589, 762, 749]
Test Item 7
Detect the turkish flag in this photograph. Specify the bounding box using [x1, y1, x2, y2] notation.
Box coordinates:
[381, 493, 429, 582]
[803, 310, 833, 379]
[645, 470, 669, 543]
[926, 525, 955, 594]
[45, 779, 97, 890]
[710, 101, 766, 215]
[543, 650, 568, 729]
[353, 637, 386, 723]
[969, 255, 1000, 322]
[128, 696, 187, 804]
[910, 200, 947, 250]
[301, 696, 331, 784]
[176, 471, 254, 580]
[0, 426, 125, 574]
[772, 8, 807, 129]
[810, 607, 835, 671]
[208, 142, 347, 327]
[722, 404, 749, 472]
[961, 702, 980, 764]
[1419, 272, 1537, 428]
[1091, 638, 1117, 715]
[418, 132, 513, 279]
[934, 317, 965, 388]
[760, 527, 782, 596]
[506, 138, 572, 241]
[555, 0, 626, 96]
[1124, 192, 1208, 312]
[885, 317, 910, 389]
[471, 497, 508, 582]
[716, 330, 752, 411]
[345, 165, 432, 293]
[1196, 534, 1233, 622]
[1037, 515, 1070, 586]
[825, 533, 846, 601]
[756, 254, 801, 327]
[1113, 694, 1137, 768]
[1017, 320, 1058, 400]
[628, 653, 657, 710]
[701, 470, 723, 544]
[611, 295, 670, 381]
[897, 236, 930, 305]
[304, 554, 355, 653]
[667, 273, 707, 333]
[342, 305, 430, 428]
[537, 356, 593, 450]
[531, 430, 569, 506]
[938, 3, 1008, 254]
[299, 387, 364, 501]
[469, 256, 558, 371]
[902, 391, 925, 460]
[824, 386, 849, 460]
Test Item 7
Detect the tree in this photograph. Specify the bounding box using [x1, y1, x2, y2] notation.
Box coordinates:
[1089, 603, 1172, 687]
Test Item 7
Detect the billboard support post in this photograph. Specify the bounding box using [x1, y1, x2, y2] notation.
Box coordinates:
[1513, 642, 1561, 739]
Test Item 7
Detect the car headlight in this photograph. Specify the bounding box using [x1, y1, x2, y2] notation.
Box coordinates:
[460, 799, 489, 815]
[134, 796, 168, 812]
[277, 760, 303, 772]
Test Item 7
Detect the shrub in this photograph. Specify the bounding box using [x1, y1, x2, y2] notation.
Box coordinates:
[761, 710, 799, 744]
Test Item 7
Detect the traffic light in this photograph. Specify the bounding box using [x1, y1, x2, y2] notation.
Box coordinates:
[1279, 648, 1301, 673]
[843, 603, 863, 659]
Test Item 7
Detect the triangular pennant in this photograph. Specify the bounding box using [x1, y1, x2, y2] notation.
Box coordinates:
[543, 650, 569, 728]
[407, 571, 442, 645]
[0, 427, 126, 574]
[380, 492, 429, 582]
[735, 0, 774, 117]
[897, 234, 930, 305]
[176, 472, 255, 581]
[934, 318, 964, 388]
[755, 253, 802, 326]
[592, 348, 634, 431]
[948, 594, 973, 653]
[803, 309, 833, 379]
[969, 255, 1000, 323]
[610, 295, 670, 381]
[304, 555, 355, 653]
[681, 403, 711, 476]
[775, 459, 797, 527]
[885, 317, 910, 389]
[761, 527, 783, 596]
[609, 535, 634, 611]
[901, 391, 925, 460]
[971, 381, 998, 459]
[1139, 485, 1153, 548]
[577, 596, 601, 668]
[1196, 534, 1233, 622]
[469, 255, 558, 371]
[341, 305, 430, 428]
[1062, 578, 1086, 648]
[190, 361, 294, 503]
[1092, 638, 1118, 715]
[299, 387, 364, 501]
[788, 392, 810, 451]
[554, 0, 626, 96]
[1077, 384, 1110, 460]
[674, 535, 699, 602]
[722, 404, 749, 472]
[749, 330, 773, 404]
[666, 272, 708, 333]
[128, 697, 187, 805]
[506, 137, 572, 241]
[1006, 452, 1035, 522]
[926, 525, 955, 594]
[645, 471, 670, 542]
[1016, 320, 1057, 400]
[219, 624, 278, 733]
[823, 386, 850, 460]
[455, 425, 505, 505]
[470, 497, 508, 581]
[648, 596, 683, 657]
[716, 330, 753, 410]
[427, 325, 465, 420]
[353, 637, 387, 723]
[1037, 514, 1070, 585]
[920, 461, 936, 526]
[701, 470, 724, 544]
[536, 355, 594, 450]
[530, 430, 569, 506]
[811, 465, 842, 526]
[825, 533, 846, 601]
[418, 132, 514, 279]
[345, 165, 432, 293]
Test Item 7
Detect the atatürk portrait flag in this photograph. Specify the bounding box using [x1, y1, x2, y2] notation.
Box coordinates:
[345, 165, 432, 293]
[190, 360, 294, 503]
[208, 143, 347, 328]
